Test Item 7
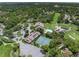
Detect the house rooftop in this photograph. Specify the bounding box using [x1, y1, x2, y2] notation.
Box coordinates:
[34, 22, 44, 29]
[44, 29, 53, 33]
[25, 31, 40, 43]
[61, 48, 73, 57]
[55, 26, 66, 32]
[0, 23, 5, 29]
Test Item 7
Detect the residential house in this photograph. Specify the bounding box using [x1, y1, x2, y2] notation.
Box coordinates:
[54, 4, 59, 7]
[12, 29, 26, 42]
[34, 22, 44, 30]
[75, 52, 79, 57]
[25, 32, 40, 43]
[44, 29, 53, 34]
[0, 23, 5, 35]
[64, 14, 70, 20]
[61, 48, 73, 57]
[55, 26, 66, 32]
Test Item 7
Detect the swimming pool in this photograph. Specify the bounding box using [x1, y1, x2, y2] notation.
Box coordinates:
[36, 36, 51, 46]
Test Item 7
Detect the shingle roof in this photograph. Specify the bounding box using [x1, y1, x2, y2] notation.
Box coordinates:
[26, 32, 40, 43]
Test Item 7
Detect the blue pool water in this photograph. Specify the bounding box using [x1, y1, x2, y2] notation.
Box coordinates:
[36, 36, 51, 46]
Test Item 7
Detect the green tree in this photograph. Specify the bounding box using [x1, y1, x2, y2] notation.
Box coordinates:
[64, 38, 79, 53]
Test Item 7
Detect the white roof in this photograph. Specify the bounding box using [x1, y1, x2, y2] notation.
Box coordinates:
[35, 22, 44, 28]
[44, 29, 53, 33]
[0, 23, 5, 28]
[55, 26, 65, 32]
[19, 42, 44, 57]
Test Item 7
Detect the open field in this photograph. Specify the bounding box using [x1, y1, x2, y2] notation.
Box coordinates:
[45, 13, 61, 29]
[64, 31, 79, 41]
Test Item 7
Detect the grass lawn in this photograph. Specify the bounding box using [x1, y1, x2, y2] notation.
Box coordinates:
[0, 44, 13, 57]
[0, 43, 19, 57]
[52, 13, 61, 23]
[64, 31, 79, 41]
[45, 13, 61, 29]
[59, 23, 78, 31]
